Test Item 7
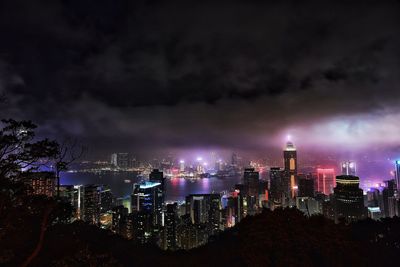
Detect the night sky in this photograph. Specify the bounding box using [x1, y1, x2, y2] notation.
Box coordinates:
[1, 0, 400, 157]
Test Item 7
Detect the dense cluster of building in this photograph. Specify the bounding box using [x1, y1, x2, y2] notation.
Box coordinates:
[23, 142, 400, 250]
[109, 152, 241, 178]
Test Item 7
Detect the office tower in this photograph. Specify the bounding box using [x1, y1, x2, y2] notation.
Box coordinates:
[195, 157, 204, 174]
[341, 161, 356, 176]
[81, 184, 102, 225]
[215, 159, 223, 171]
[333, 175, 366, 223]
[231, 152, 238, 166]
[149, 169, 165, 202]
[186, 194, 210, 225]
[99, 186, 114, 213]
[226, 186, 244, 226]
[396, 160, 400, 192]
[111, 153, 118, 167]
[23, 171, 55, 197]
[209, 194, 222, 235]
[298, 174, 315, 197]
[111, 205, 129, 236]
[243, 168, 260, 214]
[110, 153, 130, 169]
[177, 214, 208, 250]
[164, 203, 178, 250]
[185, 193, 221, 235]
[387, 197, 400, 217]
[128, 211, 154, 244]
[284, 141, 297, 198]
[179, 160, 185, 172]
[269, 167, 287, 207]
[131, 181, 164, 227]
[224, 191, 244, 227]
[366, 188, 380, 207]
[316, 168, 336, 196]
[382, 179, 396, 217]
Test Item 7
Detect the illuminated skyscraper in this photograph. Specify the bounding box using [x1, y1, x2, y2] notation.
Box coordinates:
[131, 181, 163, 226]
[179, 160, 185, 172]
[80, 184, 102, 225]
[341, 161, 356, 176]
[99, 186, 114, 213]
[164, 203, 178, 250]
[333, 175, 366, 223]
[243, 168, 260, 214]
[382, 179, 396, 217]
[110, 153, 130, 169]
[284, 140, 297, 198]
[316, 169, 336, 196]
[231, 153, 238, 166]
[396, 160, 400, 192]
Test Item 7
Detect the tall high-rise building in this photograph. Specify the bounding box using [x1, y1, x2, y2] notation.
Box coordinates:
[298, 174, 315, 197]
[149, 169, 165, 202]
[111, 205, 129, 236]
[111, 153, 130, 169]
[333, 175, 366, 223]
[316, 168, 336, 196]
[131, 181, 164, 227]
[224, 189, 244, 228]
[284, 141, 297, 198]
[269, 167, 287, 207]
[396, 160, 400, 192]
[164, 203, 178, 250]
[243, 168, 260, 210]
[99, 186, 114, 213]
[80, 184, 102, 225]
[366, 188, 380, 207]
[231, 152, 238, 166]
[186, 194, 210, 225]
[209, 194, 222, 234]
[341, 161, 356, 176]
[185, 193, 221, 234]
[179, 160, 185, 172]
[382, 179, 396, 217]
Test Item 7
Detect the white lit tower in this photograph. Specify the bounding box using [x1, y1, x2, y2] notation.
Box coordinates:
[179, 160, 185, 172]
[283, 136, 297, 199]
[196, 157, 204, 174]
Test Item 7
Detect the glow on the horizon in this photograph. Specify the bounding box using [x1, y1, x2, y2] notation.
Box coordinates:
[196, 157, 203, 161]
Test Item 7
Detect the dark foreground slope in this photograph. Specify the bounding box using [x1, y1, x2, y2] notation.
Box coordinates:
[2, 206, 400, 267]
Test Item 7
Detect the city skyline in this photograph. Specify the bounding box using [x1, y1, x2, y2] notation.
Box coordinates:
[1, 1, 400, 265]
[1, 1, 400, 156]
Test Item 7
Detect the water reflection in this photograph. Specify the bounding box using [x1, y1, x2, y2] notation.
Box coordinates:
[62, 172, 242, 201]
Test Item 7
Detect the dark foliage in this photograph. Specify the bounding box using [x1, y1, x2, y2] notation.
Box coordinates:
[2, 207, 400, 267]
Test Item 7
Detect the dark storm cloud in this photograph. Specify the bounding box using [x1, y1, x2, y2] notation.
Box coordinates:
[1, 0, 400, 155]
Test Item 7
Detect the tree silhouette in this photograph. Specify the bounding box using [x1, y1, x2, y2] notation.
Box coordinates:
[53, 138, 86, 197]
[0, 119, 59, 179]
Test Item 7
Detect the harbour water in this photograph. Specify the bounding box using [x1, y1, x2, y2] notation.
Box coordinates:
[61, 171, 243, 201]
